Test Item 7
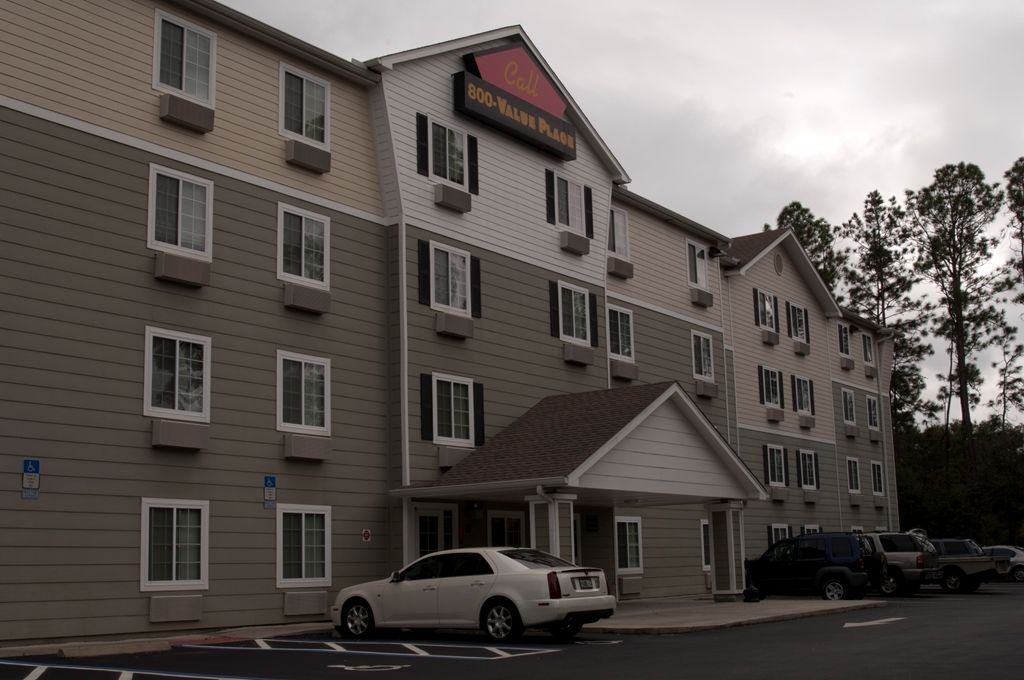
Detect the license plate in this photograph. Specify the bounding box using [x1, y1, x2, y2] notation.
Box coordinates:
[573, 577, 596, 590]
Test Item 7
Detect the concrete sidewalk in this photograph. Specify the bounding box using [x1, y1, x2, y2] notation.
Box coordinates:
[0, 597, 886, 658]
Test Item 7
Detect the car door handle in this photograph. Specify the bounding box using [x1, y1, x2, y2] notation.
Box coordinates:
[470, 581, 486, 587]
[423, 586, 437, 592]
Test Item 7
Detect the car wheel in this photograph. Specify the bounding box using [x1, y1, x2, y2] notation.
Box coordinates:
[1011, 565, 1024, 583]
[820, 577, 847, 601]
[880, 574, 901, 596]
[481, 599, 523, 642]
[963, 577, 982, 593]
[341, 599, 375, 638]
[940, 568, 965, 593]
[549, 620, 584, 640]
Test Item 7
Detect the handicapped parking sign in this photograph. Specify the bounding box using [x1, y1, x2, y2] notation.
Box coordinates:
[22, 459, 41, 498]
[24, 459, 40, 474]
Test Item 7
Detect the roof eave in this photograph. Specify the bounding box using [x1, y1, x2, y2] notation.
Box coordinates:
[390, 476, 568, 498]
[611, 187, 730, 245]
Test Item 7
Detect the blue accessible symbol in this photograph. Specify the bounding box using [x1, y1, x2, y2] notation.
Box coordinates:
[24, 459, 40, 474]
[264, 475, 276, 488]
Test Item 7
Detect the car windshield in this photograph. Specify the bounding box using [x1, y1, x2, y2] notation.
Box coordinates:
[880, 534, 917, 552]
[498, 549, 575, 569]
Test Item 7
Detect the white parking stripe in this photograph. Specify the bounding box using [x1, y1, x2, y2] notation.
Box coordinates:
[325, 642, 347, 652]
[401, 644, 430, 656]
[253, 640, 270, 650]
[118, 673, 134, 680]
[485, 647, 511, 658]
[23, 668, 46, 680]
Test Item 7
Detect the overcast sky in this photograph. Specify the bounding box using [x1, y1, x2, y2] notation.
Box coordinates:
[222, 0, 1023, 420]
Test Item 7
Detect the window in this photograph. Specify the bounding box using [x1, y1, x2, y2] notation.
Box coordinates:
[144, 327, 211, 423]
[700, 519, 711, 571]
[871, 461, 884, 495]
[771, 524, 791, 544]
[277, 504, 331, 587]
[277, 203, 330, 290]
[555, 174, 584, 232]
[842, 389, 856, 424]
[692, 332, 714, 381]
[766, 445, 786, 487]
[153, 11, 215, 105]
[615, 517, 642, 573]
[147, 165, 213, 261]
[867, 396, 880, 430]
[756, 289, 778, 331]
[863, 335, 875, 364]
[687, 242, 708, 289]
[558, 281, 590, 345]
[608, 306, 634, 361]
[488, 511, 525, 547]
[838, 323, 851, 356]
[280, 64, 329, 147]
[850, 526, 864, 534]
[787, 303, 809, 342]
[794, 376, 813, 414]
[430, 242, 470, 315]
[803, 524, 821, 534]
[759, 366, 783, 407]
[433, 373, 473, 446]
[608, 208, 629, 258]
[847, 457, 861, 493]
[430, 120, 466, 186]
[277, 351, 330, 435]
[141, 498, 209, 591]
[799, 450, 818, 490]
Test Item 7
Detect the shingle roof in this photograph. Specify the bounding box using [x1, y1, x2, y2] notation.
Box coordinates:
[722, 229, 788, 267]
[423, 382, 678, 488]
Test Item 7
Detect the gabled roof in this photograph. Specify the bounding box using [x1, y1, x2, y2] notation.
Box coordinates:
[612, 186, 730, 246]
[723, 228, 842, 318]
[396, 382, 767, 503]
[365, 26, 630, 185]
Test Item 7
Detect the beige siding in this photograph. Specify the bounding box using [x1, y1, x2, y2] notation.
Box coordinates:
[831, 383, 895, 531]
[0, 0, 383, 216]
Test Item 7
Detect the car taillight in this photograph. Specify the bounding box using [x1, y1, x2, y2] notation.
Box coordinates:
[916, 554, 924, 568]
[855, 558, 864, 570]
[547, 571, 562, 599]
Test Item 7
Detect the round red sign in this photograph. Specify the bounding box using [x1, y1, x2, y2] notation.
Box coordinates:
[361, 529, 371, 542]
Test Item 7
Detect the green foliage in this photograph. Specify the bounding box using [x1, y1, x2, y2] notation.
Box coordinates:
[988, 326, 1024, 429]
[771, 201, 847, 295]
[1005, 157, 1024, 304]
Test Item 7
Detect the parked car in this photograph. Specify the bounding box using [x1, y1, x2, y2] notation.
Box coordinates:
[861, 531, 941, 596]
[331, 547, 615, 641]
[745, 532, 884, 601]
[982, 545, 1024, 583]
[927, 537, 1011, 593]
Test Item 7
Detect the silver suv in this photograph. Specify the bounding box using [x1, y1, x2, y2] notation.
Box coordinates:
[862, 531, 940, 596]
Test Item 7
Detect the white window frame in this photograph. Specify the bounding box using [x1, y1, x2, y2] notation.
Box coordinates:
[553, 172, 584, 234]
[842, 388, 857, 425]
[614, 516, 643, 575]
[687, 240, 709, 290]
[790, 303, 809, 343]
[803, 524, 821, 534]
[799, 449, 817, 490]
[771, 524, 790, 543]
[276, 350, 331, 436]
[487, 510, 526, 547]
[767, 445, 786, 487]
[147, 164, 214, 262]
[557, 281, 591, 346]
[851, 525, 864, 533]
[152, 10, 217, 107]
[871, 461, 885, 496]
[700, 519, 711, 572]
[862, 335, 875, 364]
[794, 376, 812, 414]
[692, 331, 714, 382]
[279, 63, 331, 149]
[838, 323, 852, 356]
[432, 372, 474, 447]
[276, 503, 332, 588]
[847, 457, 861, 494]
[756, 289, 777, 331]
[608, 208, 630, 259]
[867, 395, 880, 430]
[428, 117, 467, 188]
[429, 241, 471, 317]
[140, 497, 209, 592]
[277, 203, 331, 291]
[761, 366, 782, 408]
[143, 326, 211, 423]
[608, 305, 635, 362]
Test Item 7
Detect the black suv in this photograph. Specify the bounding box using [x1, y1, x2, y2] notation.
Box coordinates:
[746, 532, 884, 600]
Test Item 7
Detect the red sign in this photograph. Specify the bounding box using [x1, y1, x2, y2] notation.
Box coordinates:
[466, 45, 567, 119]
[361, 529, 371, 542]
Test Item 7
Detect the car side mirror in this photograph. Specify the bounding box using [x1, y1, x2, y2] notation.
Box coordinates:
[389, 571, 401, 583]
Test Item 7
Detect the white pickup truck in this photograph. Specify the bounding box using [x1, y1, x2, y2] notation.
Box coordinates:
[927, 537, 1011, 593]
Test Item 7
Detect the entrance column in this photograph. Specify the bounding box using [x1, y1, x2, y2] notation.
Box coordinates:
[705, 500, 746, 602]
[526, 491, 576, 558]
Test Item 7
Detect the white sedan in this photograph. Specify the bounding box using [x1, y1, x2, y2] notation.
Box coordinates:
[331, 547, 615, 641]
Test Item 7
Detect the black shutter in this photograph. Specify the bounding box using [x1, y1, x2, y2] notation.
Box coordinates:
[420, 373, 433, 441]
[473, 382, 485, 446]
[766, 525, 773, 545]
[783, 448, 790, 486]
[467, 135, 479, 195]
[584, 186, 594, 238]
[809, 381, 816, 415]
[470, 256, 482, 318]
[417, 240, 430, 305]
[753, 288, 759, 325]
[796, 452, 803, 487]
[588, 293, 599, 347]
[805, 312, 811, 344]
[786, 302, 793, 337]
[779, 373, 785, 409]
[545, 170, 556, 224]
[416, 113, 429, 177]
[548, 281, 560, 337]
[789, 525, 794, 538]
[762, 445, 769, 482]
[791, 375, 797, 411]
[773, 297, 780, 332]
[813, 453, 820, 489]
[757, 366, 764, 404]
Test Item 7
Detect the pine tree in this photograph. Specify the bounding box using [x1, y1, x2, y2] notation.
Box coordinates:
[769, 202, 847, 295]
[1005, 157, 1024, 304]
